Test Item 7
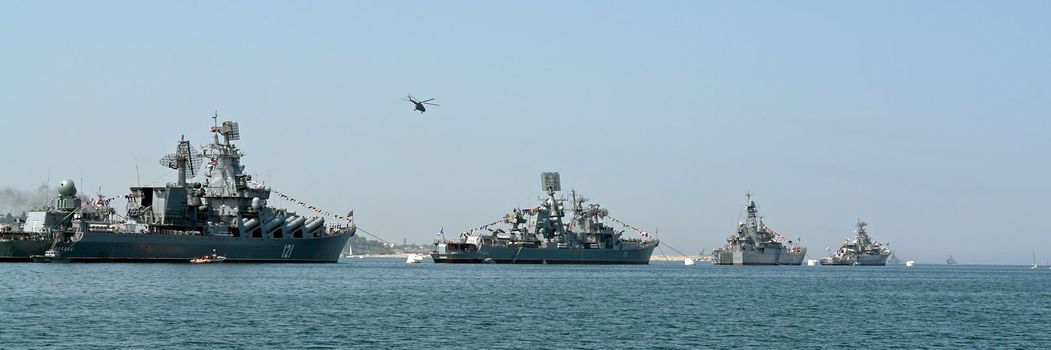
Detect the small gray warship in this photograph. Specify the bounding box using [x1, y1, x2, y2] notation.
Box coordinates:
[713, 194, 803, 265]
[39, 117, 355, 262]
[431, 172, 658, 264]
[0, 182, 110, 261]
[819, 220, 890, 266]
[0, 207, 64, 261]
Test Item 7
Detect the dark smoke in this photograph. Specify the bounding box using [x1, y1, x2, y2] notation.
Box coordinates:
[0, 184, 50, 214]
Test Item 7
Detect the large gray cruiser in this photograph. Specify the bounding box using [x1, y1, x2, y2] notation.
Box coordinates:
[820, 220, 890, 266]
[41, 118, 355, 262]
[431, 172, 658, 264]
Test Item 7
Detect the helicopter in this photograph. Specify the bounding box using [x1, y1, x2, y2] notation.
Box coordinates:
[403, 94, 438, 113]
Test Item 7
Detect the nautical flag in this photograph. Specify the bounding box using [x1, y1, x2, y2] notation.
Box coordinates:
[347, 210, 354, 219]
[436, 227, 444, 237]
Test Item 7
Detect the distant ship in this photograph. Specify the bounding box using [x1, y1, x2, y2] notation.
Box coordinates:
[342, 242, 354, 258]
[887, 251, 902, 265]
[431, 172, 658, 264]
[39, 117, 355, 262]
[946, 255, 957, 265]
[820, 220, 891, 266]
[713, 194, 803, 265]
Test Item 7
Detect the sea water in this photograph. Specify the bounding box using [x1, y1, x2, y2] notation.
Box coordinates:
[1, 260, 1049, 349]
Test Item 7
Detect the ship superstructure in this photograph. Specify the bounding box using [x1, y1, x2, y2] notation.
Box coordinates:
[43, 117, 355, 262]
[819, 220, 891, 266]
[431, 172, 658, 264]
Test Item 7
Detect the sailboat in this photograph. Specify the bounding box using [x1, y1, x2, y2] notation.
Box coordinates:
[1031, 250, 1038, 270]
[342, 242, 354, 258]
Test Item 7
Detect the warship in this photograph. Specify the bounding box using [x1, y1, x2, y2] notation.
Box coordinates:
[713, 194, 801, 265]
[0, 208, 64, 262]
[887, 251, 902, 265]
[820, 220, 891, 266]
[0, 183, 106, 261]
[431, 172, 658, 264]
[38, 117, 355, 262]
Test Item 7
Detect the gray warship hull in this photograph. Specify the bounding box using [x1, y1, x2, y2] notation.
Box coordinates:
[0, 237, 52, 262]
[50, 231, 352, 263]
[432, 245, 657, 264]
[820, 254, 889, 266]
[778, 250, 806, 265]
[713, 247, 782, 265]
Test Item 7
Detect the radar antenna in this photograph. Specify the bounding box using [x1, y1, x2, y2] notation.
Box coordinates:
[159, 138, 205, 179]
[219, 121, 240, 141]
[541, 172, 561, 193]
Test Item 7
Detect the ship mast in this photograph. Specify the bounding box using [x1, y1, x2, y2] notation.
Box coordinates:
[175, 136, 192, 187]
[855, 219, 870, 248]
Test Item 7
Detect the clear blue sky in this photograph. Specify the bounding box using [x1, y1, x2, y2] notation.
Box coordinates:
[1, 1, 1048, 264]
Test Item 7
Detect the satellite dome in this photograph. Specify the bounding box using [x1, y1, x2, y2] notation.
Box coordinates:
[58, 179, 77, 197]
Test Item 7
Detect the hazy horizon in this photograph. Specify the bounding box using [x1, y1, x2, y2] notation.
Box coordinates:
[1, 1, 1048, 264]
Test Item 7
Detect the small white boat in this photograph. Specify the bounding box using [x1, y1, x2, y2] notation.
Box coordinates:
[806, 259, 818, 266]
[905, 260, 915, 267]
[684, 257, 695, 266]
[405, 254, 424, 264]
[31, 249, 70, 263]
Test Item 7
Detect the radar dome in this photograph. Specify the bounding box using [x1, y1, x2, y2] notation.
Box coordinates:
[58, 179, 77, 197]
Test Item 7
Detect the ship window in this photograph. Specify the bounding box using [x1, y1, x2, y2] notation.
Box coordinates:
[141, 190, 153, 208]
